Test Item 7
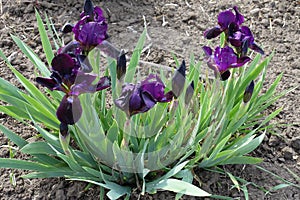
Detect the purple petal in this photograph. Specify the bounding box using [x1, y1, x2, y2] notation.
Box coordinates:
[77, 54, 93, 72]
[96, 76, 111, 91]
[77, 22, 108, 50]
[204, 27, 222, 39]
[36, 77, 61, 91]
[51, 53, 75, 76]
[58, 41, 81, 55]
[61, 23, 74, 34]
[70, 72, 97, 95]
[218, 10, 235, 30]
[220, 70, 231, 81]
[214, 46, 237, 72]
[249, 43, 264, 55]
[114, 83, 135, 115]
[231, 56, 251, 68]
[57, 95, 82, 125]
[129, 85, 143, 114]
[233, 6, 244, 25]
[94, 6, 106, 22]
[141, 92, 156, 111]
[202, 46, 213, 56]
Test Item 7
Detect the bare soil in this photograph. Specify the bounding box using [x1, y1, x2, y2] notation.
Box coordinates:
[0, 0, 299, 199]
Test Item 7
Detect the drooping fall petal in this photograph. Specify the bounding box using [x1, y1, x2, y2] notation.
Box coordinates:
[56, 95, 82, 125]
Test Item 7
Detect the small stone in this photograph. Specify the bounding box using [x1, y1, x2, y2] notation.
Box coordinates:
[282, 146, 294, 160]
[24, 3, 34, 14]
[55, 189, 66, 200]
[268, 135, 280, 146]
[250, 8, 260, 16]
[278, 157, 285, 162]
[291, 137, 300, 152]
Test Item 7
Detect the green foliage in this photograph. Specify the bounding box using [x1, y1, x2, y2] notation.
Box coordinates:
[0, 11, 294, 200]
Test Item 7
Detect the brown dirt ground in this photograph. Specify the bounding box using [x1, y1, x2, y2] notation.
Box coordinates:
[0, 0, 299, 199]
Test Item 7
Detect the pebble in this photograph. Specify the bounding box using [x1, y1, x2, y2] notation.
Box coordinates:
[291, 137, 300, 152]
[250, 8, 260, 16]
[281, 146, 294, 160]
[268, 135, 280, 146]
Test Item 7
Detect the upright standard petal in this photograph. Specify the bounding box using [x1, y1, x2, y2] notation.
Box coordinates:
[218, 10, 235, 30]
[233, 6, 244, 25]
[57, 95, 82, 125]
[214, 46, 237, 72]
[51, 53, 75, 76]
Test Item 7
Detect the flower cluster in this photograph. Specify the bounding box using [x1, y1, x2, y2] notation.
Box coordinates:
[203, 6, 264, 81]
[62, 0, 108, 55]
[37, 0, 110, 136]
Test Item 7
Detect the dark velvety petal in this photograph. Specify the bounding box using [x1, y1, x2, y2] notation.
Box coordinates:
[233, 6, 244, 25]
[36, 77, 61, 91]
[61, 23, 74, 34]
[94, 6, 106, 22]
[117, 50, 127, 80]
[114, 83, 135, 115]
[77, 22, 108, 49]
[214, 46, 237, 72]
[57, 95, 82, 125]
[51, 53, 75, 76]
[243, 80, 254, 103]
[202, 46, 213, 56]
[204, 27, 222, 39]
[140, 92, 156, 112]
[77, 54, 93, 72]
[218, 10, 235, 30]
[229, 38, 242, 47]
[73, 17, 87, 41]
[241, 39, 250, 56]
[228, 22, 240, 37]
[185, 81, 194, 105]
[249, 43, 264, 55]
[220, 70, 231, 81]
[96, 76, 111, 91]
[129, 84, 143, 113]
[84, 0, 94, 19]
[172, 60, 186, 98]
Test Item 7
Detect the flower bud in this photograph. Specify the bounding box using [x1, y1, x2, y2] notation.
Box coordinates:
[172, 60, 186, 98]
[185, 81, 194, 105]
[243, 80, 254, 103]
[117, 50, 127, 80]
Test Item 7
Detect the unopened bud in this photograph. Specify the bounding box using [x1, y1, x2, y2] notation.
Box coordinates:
[243, 80, 254, 103]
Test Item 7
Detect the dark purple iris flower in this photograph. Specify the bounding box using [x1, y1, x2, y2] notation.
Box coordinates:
[36, 53, 110, 130]
[202, 46, 250, 80]
[72, 1, 108, 54]
[229, 26, 264, 55]
[114, 74, 174, 117]
[204, 6, 244, 39]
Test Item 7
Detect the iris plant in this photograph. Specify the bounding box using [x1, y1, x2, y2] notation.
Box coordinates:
[36, 53, 110, 135]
